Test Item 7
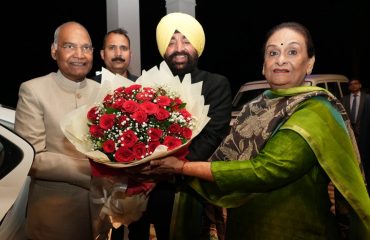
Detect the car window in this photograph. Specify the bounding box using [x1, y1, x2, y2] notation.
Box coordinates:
[232, 88, 265, 112]
[0, 135, 23, 179]
[326, 82, 341, 99]
[316, 83, 326, 89]
[340, 82, 350, 97]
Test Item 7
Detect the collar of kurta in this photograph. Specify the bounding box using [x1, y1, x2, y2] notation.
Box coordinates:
[55, 70, 88, 92]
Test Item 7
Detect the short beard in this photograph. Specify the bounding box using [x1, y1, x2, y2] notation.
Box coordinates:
[164, 52, 198, 78]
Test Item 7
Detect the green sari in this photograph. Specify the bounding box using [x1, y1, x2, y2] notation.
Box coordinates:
[172, 87, 370, 239]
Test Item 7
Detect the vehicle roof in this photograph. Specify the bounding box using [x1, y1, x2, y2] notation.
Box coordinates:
[305, 74, 349, 82]
[237, 74, 348, 90]
[230, 74, 349, 125]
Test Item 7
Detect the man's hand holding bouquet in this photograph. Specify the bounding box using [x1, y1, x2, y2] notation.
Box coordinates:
[60, 61, 210, 236]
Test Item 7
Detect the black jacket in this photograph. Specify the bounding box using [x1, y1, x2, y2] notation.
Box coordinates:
[92, 71, 138, 82]
[185, 68, 232, 161]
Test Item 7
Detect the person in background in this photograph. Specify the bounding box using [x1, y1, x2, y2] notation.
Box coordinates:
[358, 92, 370, 193]
[90, 27, 138, 240]
[341, 79, 370, 193]
[14, 21, 99, 240]
[128, 12, 232, 240]
[341, 78, 367, 140]
[93, 28, 138, 83]
[146, 22, 370, 239]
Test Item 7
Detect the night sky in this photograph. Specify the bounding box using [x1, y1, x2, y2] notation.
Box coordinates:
[2, 0, 369, 108]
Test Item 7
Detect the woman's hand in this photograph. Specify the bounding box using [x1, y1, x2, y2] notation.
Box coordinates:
[144, 157, 214, 181]
[147, 156, 186, 175]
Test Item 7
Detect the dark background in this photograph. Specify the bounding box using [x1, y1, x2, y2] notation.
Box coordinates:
[2, 0, 369, 108]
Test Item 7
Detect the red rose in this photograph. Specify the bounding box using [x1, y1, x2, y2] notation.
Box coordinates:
[181, 127, 192, 139]
[148, 128, 163, 141]
[114, 86, 125, 94]
[119, 130, 138, 148]
[99, 113, 116, 130]
[140, 102, 159, 115]
[174, 97, 183, 105]
[133, 142, 147, 159]
[111, 97, 125, 110]
[102, 139, 115, 153]
[163, 136, 182, 150]
[172, 97, 185, 110]
[168, 123, 181, 134]
[114, 146, 135, 162]
[148, 141, 160, 153]
[87, 107, 99, 122]
[89, 124, 104, 138]
[143, 87, 155, 94]
[123, 100, 139, 113]
[124, 84, 142, 94]
[179, 109, 192, 119]
[87, 84, 195, 166]
[136, 92, 153, 102]
[155, 108, 170, 120]
[156, 95, 171, 107]
[118, 115, 129, 126]
[103, 94, 113, 107]
[131, 110, 148, 123]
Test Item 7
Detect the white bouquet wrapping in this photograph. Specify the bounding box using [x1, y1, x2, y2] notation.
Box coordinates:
[60, 61, 210, 237]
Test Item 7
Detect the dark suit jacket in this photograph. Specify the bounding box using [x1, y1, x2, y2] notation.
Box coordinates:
[185, 68, 232, 161]
[359, 94, 370, 192]
[341, 91, 367, 136]
[92, 71, 138, 82]
[136, 67, 232, 240]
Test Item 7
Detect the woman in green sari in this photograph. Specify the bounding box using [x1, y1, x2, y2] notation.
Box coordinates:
[146, 22, 370, 239]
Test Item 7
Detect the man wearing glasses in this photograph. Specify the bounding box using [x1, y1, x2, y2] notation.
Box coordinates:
[14, 21, 99, 240]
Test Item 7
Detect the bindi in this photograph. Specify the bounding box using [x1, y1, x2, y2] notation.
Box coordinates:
[281, 43, 283, 46]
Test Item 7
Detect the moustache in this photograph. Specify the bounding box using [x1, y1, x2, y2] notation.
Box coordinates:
[169, 51, 190, 59]
[112, 57, 126, 62]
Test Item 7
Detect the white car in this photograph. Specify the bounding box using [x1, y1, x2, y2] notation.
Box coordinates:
[0, 105, 15, 130]
[0, 105, 34, 239]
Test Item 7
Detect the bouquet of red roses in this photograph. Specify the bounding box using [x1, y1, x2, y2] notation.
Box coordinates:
[61, 61, 209, 168]
[60, 61, 210, 235]
[87, 83, 194, 165]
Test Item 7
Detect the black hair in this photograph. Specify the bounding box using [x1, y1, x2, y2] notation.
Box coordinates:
[262, 22, 315, 58]
[102, 28, 130, 49]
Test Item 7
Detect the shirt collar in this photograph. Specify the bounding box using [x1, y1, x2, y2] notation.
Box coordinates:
[55, 70, 87, 92]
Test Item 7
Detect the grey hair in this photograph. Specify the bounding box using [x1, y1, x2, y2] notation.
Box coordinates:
[53, 26, 61, 48]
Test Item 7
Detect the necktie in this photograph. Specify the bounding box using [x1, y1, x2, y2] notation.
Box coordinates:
[350, 94, 357, 123]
